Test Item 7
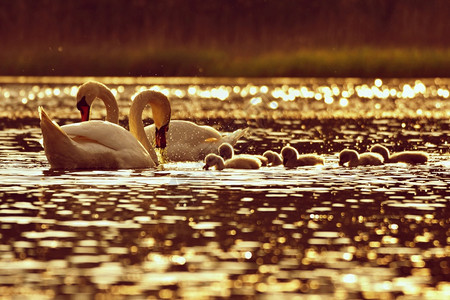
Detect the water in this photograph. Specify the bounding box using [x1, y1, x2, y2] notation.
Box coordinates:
[0, 77, 449, 299]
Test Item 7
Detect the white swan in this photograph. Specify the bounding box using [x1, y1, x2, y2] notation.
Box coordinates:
[39, 90, 171, 170]
[262, 150, 283, 166]
[281, 145, 324, 168]
[218, 142, 268, 166]
[370, 144, 428, 164]
[203, 153, 261, 170]
[76, 81, 119, 123]
[339, 149, 384, 167]
[145, 122, 248, 162]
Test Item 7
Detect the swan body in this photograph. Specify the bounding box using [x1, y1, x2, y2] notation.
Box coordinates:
[263, 150, 283, 166]
[39, 107, 153, 169]
[370, 144, 428, 164]
[281, 146, 324, 168]
[76, 81, 119, 123]
[145, 122, 248, 162]
[40, 89, 171, 170]
[218, 142, 268, 166]
[339, 149, 384, 167]
[203, 153, 261, 170]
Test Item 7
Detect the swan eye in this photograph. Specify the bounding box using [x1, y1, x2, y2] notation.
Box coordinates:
[76, 96, 89, 111]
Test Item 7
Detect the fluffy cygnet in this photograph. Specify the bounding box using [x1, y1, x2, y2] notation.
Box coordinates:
[281, 145, 324, 168]
[370, 144, 428, 164]
[203, 153, 261, 170]
[339, 149, 384, 167]
[262, 150, 283, 166]
[218, 143, 268, 166]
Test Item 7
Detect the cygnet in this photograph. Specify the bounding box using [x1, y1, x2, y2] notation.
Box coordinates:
[203, 153, 261, 170]
[262, 150, 283, 166]
[370, 144, 428, 164]
[281, 145, 324, 168]
[339, 149, 384, 167]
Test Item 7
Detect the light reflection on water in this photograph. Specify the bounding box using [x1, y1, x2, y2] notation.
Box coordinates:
[0, 78, 449, 299]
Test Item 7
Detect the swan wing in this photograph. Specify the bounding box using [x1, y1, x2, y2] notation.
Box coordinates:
[62, 121, 144, 151]
[145, 120, 248, 161]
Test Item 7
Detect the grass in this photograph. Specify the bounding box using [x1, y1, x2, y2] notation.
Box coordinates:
[1, 45, 449, 77]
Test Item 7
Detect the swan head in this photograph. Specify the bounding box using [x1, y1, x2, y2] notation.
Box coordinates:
[134, 90, 171, 149]
[218, 143, 234, 160]
[203, 153, 225, 170]
[339, 149, 359, 166]
[281, 145, 299, 166]
[76, 81, 114, 122]
[370, 144, 390, 161]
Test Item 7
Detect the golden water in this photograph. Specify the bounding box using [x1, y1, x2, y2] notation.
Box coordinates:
[0, 77, 449, 299]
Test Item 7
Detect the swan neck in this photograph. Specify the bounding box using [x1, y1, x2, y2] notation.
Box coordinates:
[129, 96, 159, 165]
[100, 88, 119, 124]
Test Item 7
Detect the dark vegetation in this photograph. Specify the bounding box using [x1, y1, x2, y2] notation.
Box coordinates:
[1, 0, 449, 77]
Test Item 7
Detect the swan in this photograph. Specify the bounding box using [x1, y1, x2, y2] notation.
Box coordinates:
[262, 150, 283, 166]
[339, 149, 384, 167]
[39, 90, 171, 170]
[218, 142, 268, 166]
[76, 81, 119, 123]
[145, 122, 248, 162]
[281, 145, 324, 168]
[370, 144, 428, 164]
[203, 153, 261, 170]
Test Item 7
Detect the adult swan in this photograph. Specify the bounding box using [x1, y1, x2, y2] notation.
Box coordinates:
[39, 90, 171, 170]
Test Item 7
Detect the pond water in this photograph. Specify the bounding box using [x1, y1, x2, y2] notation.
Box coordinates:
[0, 77, 449, 299]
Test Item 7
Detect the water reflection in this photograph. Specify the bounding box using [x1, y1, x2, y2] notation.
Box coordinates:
[1, 77, 450, 121]
[0, 78, 449, 298]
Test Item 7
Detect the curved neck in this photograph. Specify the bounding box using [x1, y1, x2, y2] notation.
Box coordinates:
[99, 88, 119, 124]
[129, 96, 159, 165]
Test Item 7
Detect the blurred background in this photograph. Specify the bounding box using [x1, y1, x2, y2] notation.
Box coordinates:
[1, 0, 449, 77]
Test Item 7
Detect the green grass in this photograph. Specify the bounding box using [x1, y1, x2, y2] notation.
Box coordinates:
[1, 45, 449, 77]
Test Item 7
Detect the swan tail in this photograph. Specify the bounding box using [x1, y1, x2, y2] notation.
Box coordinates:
[39, 107, 68, 139]
[221, 127, 248, 146]
[39, 107, 75, 168]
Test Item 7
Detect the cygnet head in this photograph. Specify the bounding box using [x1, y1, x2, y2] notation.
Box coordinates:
[263, 150, 283, 166]
[339, 149, 359, 166]
[281, 145, 299, 166]
[218, 143, 234, 160]
[203, 153, 225, 170]
[370, 144, 390, 161]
